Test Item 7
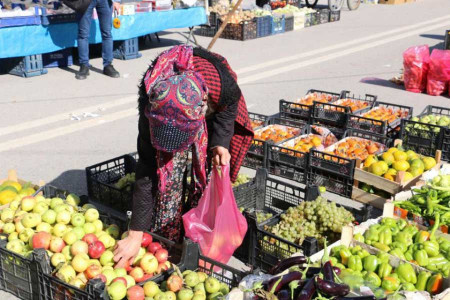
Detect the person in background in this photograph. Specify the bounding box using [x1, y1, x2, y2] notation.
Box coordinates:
[112, 45, 254, 267]
[76, 0, 120, 80]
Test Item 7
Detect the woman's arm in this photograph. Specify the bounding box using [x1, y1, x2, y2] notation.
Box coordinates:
[208, 97, 239, 150]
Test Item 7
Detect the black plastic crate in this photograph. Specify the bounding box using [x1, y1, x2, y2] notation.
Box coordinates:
[196, 25, 218, 37]
[42, 48, 74, 68]
[41, 8, 78, 25]
[417, 105, 450, 161]
[311, 121, 346, 140]
[256, 15, 272, 38]
[284, 15, 294, 31]
[347, 101, 413, 137]
[329, 10, 340, 22]
[113, 37, 142, 60]
[220, 19, 257, 41]
[249, 112, 270, 130]
[307, 149, 355, 197]
[319, 9, 330, 24]
[400, 119, 445, 159]
[344, 128, 392, 148]
[312, 91, 376, 129]
[305, 11, 319, 27]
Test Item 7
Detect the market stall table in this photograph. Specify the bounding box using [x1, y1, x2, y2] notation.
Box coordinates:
[0, 7, 207, 58]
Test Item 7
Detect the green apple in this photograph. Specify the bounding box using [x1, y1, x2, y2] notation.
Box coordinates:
[72, 227, 85, 240]
[56, 264, 76, 283]
[219, 283, 229, 295]
[98, 234, 113, 249]
[107, 281, 127, 300]
[133, 247, 147, 265]
[21, 196, 36, 212]
[102, 265, 114, 271]
[72, 253, 89, 273]
[1, 208, 15, 222]
[207, 292, 222, 300]
[15, 220, 25, 234]
[54, 204, 73, 214]
[33, 202, 49, 215]
[154, 292, 168, 300]
[192, 294, 206, 300]
[66, 194, 80, 207]
[62, 245, 73, 261]
[82, 203, 96, 211]
[63, 231, 78, 245]
[100, 250, 114, 266]
[69, 278, 85, 289]
[50, 198, 64, 209]
[51, 253, 66, 267]
[194, 283, 205, 294]
[185, 272, 199, 288]
[21, 213, 41, 228]
[102, 269, 117, 285]
[177, 288, 194, 300]
[105, 224, 120, 239]
[84, 208, 100, 223]
[36, 222, 52, 233]
[123, 275, 136, 288]
[144, 281, 160, 298]
[71, 240, 89, 256]
[83, 222, 96, 234]
[92, 219, 103, 233]
[19, 228, 34, 243]
[56, 211, 71, 225]
[0, 220, 4, 231]
[9, 200, 20, 211]
[52, 223, 67, 238]
[205, 278, 221, 294]
[8, 232, 19, 242]
[42, 210, 57, 225]
[71, 213, 85, 227]
[35, 195, 45, 203]
[114, 268, 127, 278]
[197, 272, 207, 283]
[6, 240, 25, 254]
[2, 223, 15, 234]
[165, 291, 176, 300]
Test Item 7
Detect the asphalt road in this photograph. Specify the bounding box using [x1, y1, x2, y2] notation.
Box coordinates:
[0, 0, 450, 298]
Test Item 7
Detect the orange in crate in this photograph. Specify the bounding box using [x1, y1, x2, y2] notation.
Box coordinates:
[254, 125, 301, 144]
[361, 106, 409, 124]
[279, 134, 324, 157]
[295, 93, 336, 106]
[251, 120, 264, 129]
[329, 99, 370, 112]
[324, 137, 384, 161]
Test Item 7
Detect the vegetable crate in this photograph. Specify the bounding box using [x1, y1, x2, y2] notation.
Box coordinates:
[329, 10, 340, 22]
[0, 7, 41, 28]
[284, 14, 294, 32]
[318, 9, 330, 24]
[197, 26, 217, 37]
[304, 11, 320, 27]
[0, 54, 48, 78]
[307, 149, 356, 198]
[219, 19, 257, 41]
[347, 101, 413, 139]
[42, 48, 74, 68]
[243, 118, 308, 170]
[256, 15, 272, 37]
[113, 37, 142, 60]
[278, 89, 343, 122]
[400, 105, 450, 161]
[245, 170, 371, 272]
[271, 15, 285, 35]
[311, 91, 377, 130]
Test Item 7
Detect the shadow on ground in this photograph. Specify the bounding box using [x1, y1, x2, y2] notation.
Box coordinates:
[48, 169, 87, 196]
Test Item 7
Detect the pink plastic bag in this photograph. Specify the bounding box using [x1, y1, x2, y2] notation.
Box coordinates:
[427, 49, 450, 96]
[403, 45, 430, 93]
[182, 165, 247, 264]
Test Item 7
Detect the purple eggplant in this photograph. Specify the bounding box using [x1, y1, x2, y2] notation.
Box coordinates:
[305, 267, 321, 278]
[269, 256, 307, 275]
[321, 261, 334, 282]
[268, 272, 303, 294]
[315, 277, 350, 297]
[333, 266, 341, 276]
[277, 290, 290, 300]
[296, 277, 316, 300]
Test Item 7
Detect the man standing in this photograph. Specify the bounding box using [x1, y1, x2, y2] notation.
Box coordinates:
[76, 0, 121, 80]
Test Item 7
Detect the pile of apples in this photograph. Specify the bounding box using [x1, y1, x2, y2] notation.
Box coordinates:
[0, 193, 172, 298]
[120, 269, 230, 300]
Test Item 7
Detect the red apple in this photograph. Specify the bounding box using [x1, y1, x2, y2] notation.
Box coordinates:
[156, 262, 169, 274]
[127, 285, 145, 300]
[31, 232, 52, 250]
[147, 242, 162, 254]
[88, 241, 105, 259]
[84, 264, 102, 280]
[140, 273, 153, 282]
[140, 253, 158, 274]
[93, 273, 107, 283]
[141, 233, 153, 248]
[82, 233, 98, 245]
[129, 267, 145, 282]
[49, 237, 66, 253]
[112, 277, 127, 286]
[155, 248, 168, 263]
[124, 260, 132, 272]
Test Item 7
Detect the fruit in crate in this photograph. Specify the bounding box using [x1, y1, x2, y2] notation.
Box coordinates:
[251, 119, 264, 129]
[325, 138, 383, 161]
[231, 173, 250, 188]
[406, 114, 450, 133]
[0, 180, 36, 205]
[115, 172, 135, 191]
[361, 106, 409, 123]
[281, 134, 323, 156]
[296, 92, 336, 106]
[256, 212, 273, 223]
[254, 125, 300, 144]
[330, 99, 370, 112]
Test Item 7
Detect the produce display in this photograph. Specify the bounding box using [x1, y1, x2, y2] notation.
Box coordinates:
[254, 125, 301, 144]
[295, 92, 337, 106]
[264, 196, 355, 247]
[232, 173, 250, 188]
[360, 217, 450, 278]
[362, 147, 437, 182]
[279, 134, 324, 156]
[394, 186, 450, 226]
[0, 180, 36, 205]
[406, 114, 450, 133]
[115, 172, 136, 191]
[359, 106, 410, 124]
[251, 119, 265, 129]
[323, 137, 385, 161]
[0, 189, 174, 298]
[326, 99, 371, 113]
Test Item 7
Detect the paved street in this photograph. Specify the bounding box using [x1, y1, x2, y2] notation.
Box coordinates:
[0, 0, 450, 297]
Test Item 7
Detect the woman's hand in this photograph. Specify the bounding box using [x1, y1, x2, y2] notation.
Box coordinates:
[113, 230, 143, 268]
[213, 146, 231, 166]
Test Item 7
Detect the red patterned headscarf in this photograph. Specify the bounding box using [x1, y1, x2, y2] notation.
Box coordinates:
[144, 46, 208, 197]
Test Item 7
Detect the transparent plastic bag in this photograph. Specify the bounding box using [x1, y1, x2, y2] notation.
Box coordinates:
[183, 165, 248, 264]
[403, 45, 430, 93]
[426, 49, 450, 96]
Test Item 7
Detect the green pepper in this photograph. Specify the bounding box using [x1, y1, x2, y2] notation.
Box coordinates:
[395, 263, 417, 284]
[351, 246, 362, 255]
[429, 213, 440, 242]
[438, 237, 450, 253]
[426, 254, 448, 270]
[404, 248, 414, 261]
[381, 276, 400, 292]
[335, 263, 346, 270]
[329, 257, 338, 266]
[340, 268, 355, 277]
[356, 249, 370, 259]
[348, 255, 363, 272]
[340, 273, 364, 290]
[373, 288, 386, 299]
[423, 240, 440, 257]
[364, 271, 381, 287]
[372, 242, 390, 252]
[426, 273, 443, 295]
[441, 262, 450, 277]
[363, 255, 378, 272]
[414, 249, 429, 266]
[377, 252, 389, 264]
[403, 225, 419, 237]
[415, 271, 431, 291]
[389, 248, 406, 260]
[340, 248, 352, 265]
[331, 245, 346, 258]
[354, 233, 364, 243]
[394, 232, 413, 245]
[416, 195, 426, 204]
[361, 271, 367, 277]
[364, 226, 380, 245]
[402, 282, 416, 291]
[378, 263, 392, 278]
[390, 242, 407, 253]
[389, 225, 400, 236]
[379, 227, 392, 245]
[381, 217, 397, 227]
[396, 219, 407, 231]
[415, 231, 430, 244]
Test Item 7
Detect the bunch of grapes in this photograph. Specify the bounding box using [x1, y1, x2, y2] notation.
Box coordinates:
[266, 196, 355, 246]
[232, 174, 250, 188]
[114, 172, 136, 191]
[256, 212, 273, 224]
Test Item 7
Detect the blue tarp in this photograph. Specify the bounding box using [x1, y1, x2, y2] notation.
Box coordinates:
[0, 7, 206, 58]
